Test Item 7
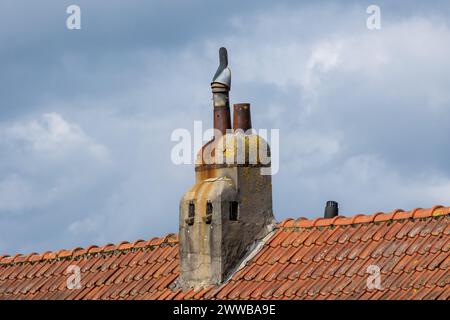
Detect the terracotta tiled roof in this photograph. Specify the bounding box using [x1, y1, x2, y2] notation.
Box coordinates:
[0, 206, 449, 300]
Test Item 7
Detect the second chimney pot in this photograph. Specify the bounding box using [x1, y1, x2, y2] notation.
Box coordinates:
[233, 103, 252, 131]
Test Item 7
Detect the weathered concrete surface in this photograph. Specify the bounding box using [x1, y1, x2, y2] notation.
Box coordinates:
[179, 134, 274, 290]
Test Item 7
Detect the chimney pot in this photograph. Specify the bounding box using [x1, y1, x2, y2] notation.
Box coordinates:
[233, 103, 252, 131]
[211, 48, 232, 137]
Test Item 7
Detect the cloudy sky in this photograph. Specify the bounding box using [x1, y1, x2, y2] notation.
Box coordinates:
[1, 0, 450, 254]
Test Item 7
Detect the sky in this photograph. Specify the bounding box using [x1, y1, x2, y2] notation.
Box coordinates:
[1, 0, 450, 254]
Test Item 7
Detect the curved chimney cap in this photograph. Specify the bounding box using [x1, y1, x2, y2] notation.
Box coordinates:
[324, 200, 339, 218]
[211, 47, 231, 89]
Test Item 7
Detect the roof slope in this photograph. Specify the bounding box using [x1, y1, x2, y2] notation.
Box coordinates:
[0, 206, 449, 300]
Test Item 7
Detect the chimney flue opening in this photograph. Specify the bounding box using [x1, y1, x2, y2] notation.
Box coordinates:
[324, 200, 339, 218]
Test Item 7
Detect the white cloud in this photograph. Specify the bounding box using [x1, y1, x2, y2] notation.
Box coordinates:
[304, 41, 341, 80]
[3, 113, 109, 160]
[218, 9, 450, 116]
[0, 113, 111, 216]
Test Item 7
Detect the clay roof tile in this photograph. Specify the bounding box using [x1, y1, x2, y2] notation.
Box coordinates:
[279, 218, 294, 228]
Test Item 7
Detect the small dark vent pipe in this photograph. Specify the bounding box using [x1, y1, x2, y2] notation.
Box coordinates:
[324, 201, 339, 218]
[233, 103, 252, 131]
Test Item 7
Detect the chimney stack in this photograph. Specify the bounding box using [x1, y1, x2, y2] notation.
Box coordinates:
[179, 48, 275, 290]
[324, 201, 339, 218]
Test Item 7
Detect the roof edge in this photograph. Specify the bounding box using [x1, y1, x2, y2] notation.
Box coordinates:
[279, 205, 450, 229]
[0, 233, 179, 266]
[2, 205, 449, 266]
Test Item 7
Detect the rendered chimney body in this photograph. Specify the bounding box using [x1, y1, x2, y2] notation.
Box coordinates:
[179, 48, 275, 289]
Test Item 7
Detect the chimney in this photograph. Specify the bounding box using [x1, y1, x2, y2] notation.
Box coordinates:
[324, 201, 339, 218]
[179, 48, 275, 289]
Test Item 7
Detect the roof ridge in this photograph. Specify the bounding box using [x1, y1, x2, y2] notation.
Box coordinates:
[2, 204, 449, 267]
[278, 205, 450, 229]
[0, 233, 179, 266]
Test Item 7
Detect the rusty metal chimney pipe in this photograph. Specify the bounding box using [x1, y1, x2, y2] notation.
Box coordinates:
[211, 47, 232, 137]
[233, 103, 252, 131]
